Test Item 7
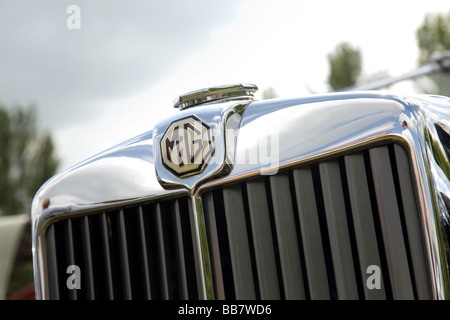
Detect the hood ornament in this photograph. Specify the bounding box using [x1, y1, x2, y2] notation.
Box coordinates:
[173, 83, 258, 110]
[155, 83, 258, 192]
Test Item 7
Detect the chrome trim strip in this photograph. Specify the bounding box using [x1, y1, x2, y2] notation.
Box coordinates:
[190, 195, 215, 299]
[197, 134, 401, 190]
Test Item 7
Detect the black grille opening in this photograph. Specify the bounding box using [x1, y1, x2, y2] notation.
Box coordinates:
[43, 142, 432, 300]
[202, 143, 432, 300]
[45, 197, 198, 300]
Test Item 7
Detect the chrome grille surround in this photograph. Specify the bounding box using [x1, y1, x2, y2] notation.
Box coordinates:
[32, 92, 450, 299]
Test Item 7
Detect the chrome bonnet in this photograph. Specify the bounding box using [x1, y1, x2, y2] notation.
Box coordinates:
[31, 90, 450, 299]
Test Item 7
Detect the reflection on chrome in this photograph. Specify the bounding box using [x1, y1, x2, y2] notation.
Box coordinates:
[32, 90, 450, 299]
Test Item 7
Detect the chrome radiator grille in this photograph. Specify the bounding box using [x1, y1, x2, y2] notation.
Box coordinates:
[45, 197, 198, 300]
[202, 143, 432, 300]
[43, 143, 432, 300]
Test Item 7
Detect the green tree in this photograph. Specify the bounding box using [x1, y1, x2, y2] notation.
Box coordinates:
[417, 11, 450, 64]
[416, 10, 450, 96]
[261, 87, 279, 99]
[0, 105, 59, 216]
[327, 42, 362, 91]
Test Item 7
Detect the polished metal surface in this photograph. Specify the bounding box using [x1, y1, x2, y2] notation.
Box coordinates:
[173, 83, 258, 110]
[154, 99, 252, 193]
[31, 90, 450, 299]
[201, 93, 412, 182]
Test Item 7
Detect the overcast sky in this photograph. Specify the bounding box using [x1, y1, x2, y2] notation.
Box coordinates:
[1, 0, 449, 171]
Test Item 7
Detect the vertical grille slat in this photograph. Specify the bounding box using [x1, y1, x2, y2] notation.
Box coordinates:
[319, 160, 359, 299]
[136, 207, 152, 300]
[246, 179, 281, 300]
[65, 219, 78, 300]
[116, 210, 132, 299]
[344, 153, 386, 300]
[292, 167, 330, 300]
[269, 173, 306, 300]
[80, 216, 95, 299]
[46, 225, 60, 300]
[154, 203, 170, 299]
[393, 144, 432, 299]
[222, 185, 256, 299]
[99, 213, 114, 299]
[171, 199, 189, 299]
[369, 146, 415, 299]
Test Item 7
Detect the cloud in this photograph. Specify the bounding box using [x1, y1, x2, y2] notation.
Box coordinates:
[0, 0, 241, 129]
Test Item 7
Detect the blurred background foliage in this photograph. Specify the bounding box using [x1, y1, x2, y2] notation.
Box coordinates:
[416, 10, 450, 96]
[324, 9, 450, 94]
[0, 105, 59, 298]
[327, 42, 362, 91]
[0, 106, 59, 217]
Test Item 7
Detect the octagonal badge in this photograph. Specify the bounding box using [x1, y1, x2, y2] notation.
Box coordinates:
[161, 116, 215, 177]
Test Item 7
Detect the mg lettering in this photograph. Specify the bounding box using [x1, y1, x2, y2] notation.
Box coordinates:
[161, 116, 214, 177]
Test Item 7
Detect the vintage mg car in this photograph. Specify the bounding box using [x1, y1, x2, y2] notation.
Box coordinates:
[31, 81, 450, 300]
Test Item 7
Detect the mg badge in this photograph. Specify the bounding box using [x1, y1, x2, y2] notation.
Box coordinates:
[161, 116, 215, 177]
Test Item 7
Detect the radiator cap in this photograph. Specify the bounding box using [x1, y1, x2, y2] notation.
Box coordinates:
[173, 83, 258, 110]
